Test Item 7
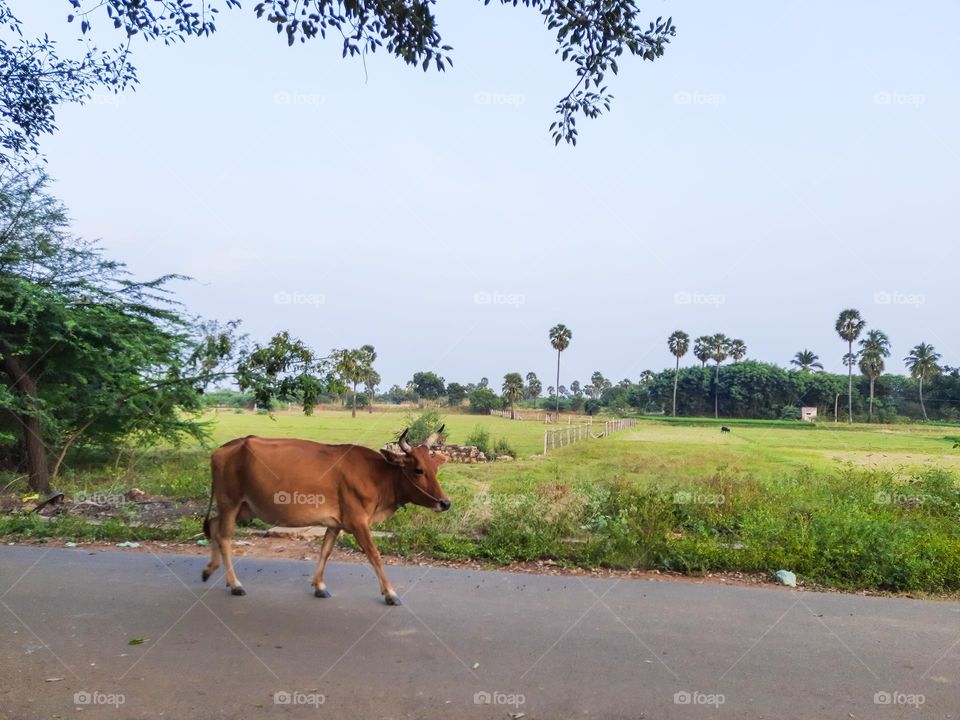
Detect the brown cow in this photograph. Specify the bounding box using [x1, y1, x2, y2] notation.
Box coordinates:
[201, 426, 450, 604]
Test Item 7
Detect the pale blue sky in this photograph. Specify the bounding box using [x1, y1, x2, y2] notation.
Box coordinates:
[17, 1, 960, 389]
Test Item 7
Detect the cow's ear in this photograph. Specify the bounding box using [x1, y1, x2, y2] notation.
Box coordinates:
[380, 449, 406, 466]
[433, 452, 448, 466]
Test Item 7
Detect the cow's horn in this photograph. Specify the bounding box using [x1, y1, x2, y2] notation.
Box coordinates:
[424, 424, 446, 449]
[398, 428, 413, 454]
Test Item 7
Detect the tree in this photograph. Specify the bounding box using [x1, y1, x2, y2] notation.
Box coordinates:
[363, 368, 380, 414]
[525, 372, 542, 408]
[502, 373, 524, 420]
[835, 309, 866, 423]
[709, 333, 731, 418]
[667, 330, 689, 416]
[0, 169, 238, 493]
[468, 386, 502, 414]
[446, 382, 467, 407]
[569, 380, 582, 397]
[549, 324, 572, 418]
[333, 344, 376, 418]
[904, 343, 941, 421]
[729, 339, 747, 362]
[693, 335, 712, 367]
[411, 371, 445, 402]
[236, 331, 328, 413]
[0, 1, 676, 166]
[858, 330, 890, 422]
[791, 350, 823, 372]
[590, 371, 609, 396]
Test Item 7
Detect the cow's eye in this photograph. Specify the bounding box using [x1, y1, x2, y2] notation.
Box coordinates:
[414, 467, 425, 475]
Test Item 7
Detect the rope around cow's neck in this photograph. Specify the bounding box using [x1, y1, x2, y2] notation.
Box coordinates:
[396, 465, 446, 505]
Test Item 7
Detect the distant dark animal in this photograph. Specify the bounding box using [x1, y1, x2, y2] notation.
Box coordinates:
[721, 426, 731, 433]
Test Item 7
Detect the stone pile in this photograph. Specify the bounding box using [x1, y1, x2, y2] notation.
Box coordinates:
[382, 442, 488, 463]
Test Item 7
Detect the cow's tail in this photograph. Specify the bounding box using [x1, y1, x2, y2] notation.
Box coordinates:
[203, 457, 216, 538]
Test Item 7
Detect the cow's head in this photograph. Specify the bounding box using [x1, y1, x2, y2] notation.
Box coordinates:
[381, 426, 451, 512]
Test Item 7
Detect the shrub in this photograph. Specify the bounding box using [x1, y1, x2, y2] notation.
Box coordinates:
[492, 437, 516, 458]
[401, 409, 445, 445]
[464, 425, 492, 456]
[468, 387, 502, 413]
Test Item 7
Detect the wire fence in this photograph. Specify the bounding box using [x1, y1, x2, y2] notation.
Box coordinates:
[542, 418, 637, 454]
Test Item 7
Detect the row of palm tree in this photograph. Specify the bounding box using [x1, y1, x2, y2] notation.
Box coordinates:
[754, 313, 941, 422]
[667, 331, 746, 417]
[550, 318, 944, 422]
[833, 309, 941, 422]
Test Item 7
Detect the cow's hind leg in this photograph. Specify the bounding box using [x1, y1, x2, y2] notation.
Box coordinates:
[202, 515, 222, 582]
[217, 505, 246, 596]
[312, 528, 340, 598]
[352, 524, 399, 605]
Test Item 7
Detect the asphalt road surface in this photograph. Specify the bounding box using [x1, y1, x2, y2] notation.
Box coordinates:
[1, 547, 957, 719]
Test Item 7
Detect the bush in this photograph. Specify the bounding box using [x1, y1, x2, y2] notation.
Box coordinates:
[779, 405, 800, 420]
[401, 409, 445, 445]
[492, 437, 516, 458]
[464, 425, 491, 456]
[468, 387, 502, 413]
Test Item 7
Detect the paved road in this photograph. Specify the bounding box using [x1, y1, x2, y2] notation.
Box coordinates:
[0, 547, 957, 719]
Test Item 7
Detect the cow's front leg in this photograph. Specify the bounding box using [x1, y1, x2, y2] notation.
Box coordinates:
[352, 524, 399, 605]
[312, 528, 340, 598]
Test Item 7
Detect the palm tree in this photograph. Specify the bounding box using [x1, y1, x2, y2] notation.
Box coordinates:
[525, 372, 542, 409]
[835, 309, 866, 423]
[729, 339, 746, 362]
[667, 330, 689, 417]
[502, 373, 524, 420]
[858, 329, 890, 423]
[709, 333, 731, 418]
[364, 368, 380, 414]
[791, 350, 823, 372]
[549, 324, 572, 420]
[693, 335, 712, 367]
[904, 343, 941, 421]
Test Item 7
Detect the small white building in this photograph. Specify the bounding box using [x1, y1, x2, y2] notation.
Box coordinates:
[801, 406, 818, 422]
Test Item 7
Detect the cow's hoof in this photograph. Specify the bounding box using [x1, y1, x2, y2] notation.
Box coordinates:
[202, 570, 211, 582]
[314, 588, 331, 598]
[231, 586, 246, 596]
[384, 594, 401, 606]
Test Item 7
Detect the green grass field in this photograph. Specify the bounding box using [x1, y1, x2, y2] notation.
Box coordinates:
[4, 410, 959, 592]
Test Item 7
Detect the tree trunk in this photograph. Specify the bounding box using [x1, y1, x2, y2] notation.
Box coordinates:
[868, 377, 875, 422]
[351, 382, 357, 418]
[367, 388, 373, 413]
[834, 392, 839, 422]
[847, 340, 853, 424]
[555, 350, 561, 422]
[1, 350, 51, 493]
[510, 400, 515, 420]
[919, 377, 927, 420]
[672, 356, 680, 416]
[714, 363, 720, 419]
